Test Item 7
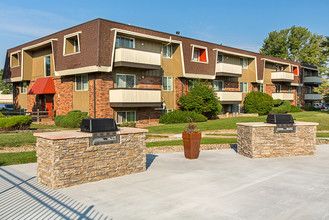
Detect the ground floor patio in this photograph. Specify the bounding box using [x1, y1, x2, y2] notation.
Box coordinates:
[1, 145, 329, 219]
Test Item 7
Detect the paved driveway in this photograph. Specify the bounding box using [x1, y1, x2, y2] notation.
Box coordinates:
[1, 146, 329, 220]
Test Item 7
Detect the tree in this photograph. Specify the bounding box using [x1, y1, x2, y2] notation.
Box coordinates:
[260, 26, 329, 76]
[178, 80, 222, 119]
[0, 69, 12, 94]
[244, 91, 273, 115]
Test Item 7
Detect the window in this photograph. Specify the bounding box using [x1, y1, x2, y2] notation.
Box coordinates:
[275, 84, 281, 93]
[20, 82, 27, 94]
[44, 56, 51, 77]
[240, 82, 248, 93]
[192, 47, 207, 62]
[162, 45, 172, 58]
[297, 86, 301, 95]
[162, 77, 173, 91]
[276, 65, 284, 71]
[116, 74, 135, 88]
[306, 87, 312, 94]
[64, 34, 80, 55]
[257, 83, 264, 92]
[288, 86, 293, 93]
[240, 58, 248, 69]
[217, 53, 223, 62]
[11, 53, 19, 67]
[213, 80, 224, 91]
[304, 69, 312, 77]
[75, 74, 88, 91]
[117, 111, 136, 124]
[115, 36, 134, 48]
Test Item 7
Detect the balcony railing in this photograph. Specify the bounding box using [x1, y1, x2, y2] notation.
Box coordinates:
[216, 62, 242, 77]
[114, 47, 161, 69]
[304, 93, 322, 101]
[272, 93, 294, 101]
[271, 71, 294, 82]
[215, 91, 242, 104]
[109, 89, 162, 107]
[303, 76, 322, 85]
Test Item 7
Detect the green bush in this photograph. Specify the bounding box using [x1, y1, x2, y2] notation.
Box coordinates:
[270, 100, 291, 114]
[244, 91, 273, 115]
[302, 105, 320, 111]
[0, 116, 32, 130]
[119, 121, 136, 128]
[54, 110, 90, 128]
[159, 110, 207, 124]
[290, 105, 303, 112]
[178, 80, 222, 119]
[273, 99, 282, 106]
[0, 113, 5, 118]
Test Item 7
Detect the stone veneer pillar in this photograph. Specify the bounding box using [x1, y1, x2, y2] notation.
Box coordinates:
[237, 121, 318, 158]
[34, 128, 147, 189]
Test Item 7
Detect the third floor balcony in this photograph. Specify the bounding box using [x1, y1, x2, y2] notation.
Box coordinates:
[303, 76, 322, 85]
[271, 71, 294, 82]
[114, 47, 161, 70]
[304, 93, 322, 101]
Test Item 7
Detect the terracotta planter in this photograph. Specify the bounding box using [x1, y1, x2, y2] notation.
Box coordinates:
[182, 132, 201, 159]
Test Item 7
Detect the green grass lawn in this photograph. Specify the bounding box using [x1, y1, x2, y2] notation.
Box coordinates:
[0, 132, 36, 147]
[146, 112, 329, 134]
[0, 151, 36, 166]
[205, 133, 237, 136]
[316, 133, 329, 137]
[146, 137, 237, 148]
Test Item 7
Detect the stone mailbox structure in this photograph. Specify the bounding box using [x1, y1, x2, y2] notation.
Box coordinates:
[34, 128, 147, 189]
[237, 122, 318, 158]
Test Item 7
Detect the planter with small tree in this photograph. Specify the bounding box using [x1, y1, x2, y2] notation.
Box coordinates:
[182, 120, 201, 159]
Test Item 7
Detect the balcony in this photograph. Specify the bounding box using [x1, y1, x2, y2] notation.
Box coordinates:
[303, 76, 322, 85]
[304, 93, 322, 101]
[216, 62, 242, 77]
[215, 91, 242, 104]
[272, 93, 294, 101]
[271, 71, 294, 82]
[109, 89, 162, 107]
[114, 47, 161, 69]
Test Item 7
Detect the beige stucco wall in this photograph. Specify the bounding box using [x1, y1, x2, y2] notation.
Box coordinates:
[32, 47, 54, 80]
[73, 90, 89, 112]
[161, 44, 183, 77]
[17, 94, 27, 109]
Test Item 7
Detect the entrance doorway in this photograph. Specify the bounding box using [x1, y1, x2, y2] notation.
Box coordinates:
[40, 94, 54, 116]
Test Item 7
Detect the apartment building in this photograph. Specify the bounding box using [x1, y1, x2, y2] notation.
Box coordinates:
[2, 18, 321, 123]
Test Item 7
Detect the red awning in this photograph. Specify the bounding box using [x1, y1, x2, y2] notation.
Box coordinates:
[28, 77, 56, 95]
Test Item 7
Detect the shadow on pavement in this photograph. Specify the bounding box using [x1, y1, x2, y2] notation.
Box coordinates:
[0, 167, 109, 220]
[146, 154, 158, 170]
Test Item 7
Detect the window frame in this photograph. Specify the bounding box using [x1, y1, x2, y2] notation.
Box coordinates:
[162, 44, 173, 59]
[75, 74, 88, 91]
[257, 83, 264, 93]
[63, 32, 81, 56]
[44, 56, 51, 77]
[116, 73, 136, 88]
[10, 52, 20, 68]
[288, 86, 293, 93]
[240, 58, 248, 69]
[240, 82, 248, 93]
[217, 53, 223, 62]
[116, 111, 136, 124]
[191, 45, 208, 63]
[162, 76, 173, 91]
[20, 82, 27, 94]
[115, 36, 135, 48]
[275, 84, 281, 93]
[213, 80, 224, 91]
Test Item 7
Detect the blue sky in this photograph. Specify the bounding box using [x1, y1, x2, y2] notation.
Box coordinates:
[1, 0, 329, 68]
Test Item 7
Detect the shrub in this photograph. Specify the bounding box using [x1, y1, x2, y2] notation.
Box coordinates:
[290, 105, 303, 112]
[54, 110, 90, 128]
[302, 105, 320, 111]
[0, 116, 32, 130]
[0, 112, 5, 118]
[273, 99, 282, 106]
[244, 91, 273, 115]
[119, 121, 136, 128]
[270, 100, 291, 114]
[178, 80, 222, 119]
[159, 110, 207, 124]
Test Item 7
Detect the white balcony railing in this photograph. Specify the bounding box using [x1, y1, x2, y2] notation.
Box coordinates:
[271, 71, 294, 82]
[303, 76, 322, 84]
[216, 62, 242, 77]
[304, 93, 322, 100]
[109, 89, 161, 107]
[272, 93, 294, 101]
[114, 48, 161, 68]
[215, 91, 242, 103]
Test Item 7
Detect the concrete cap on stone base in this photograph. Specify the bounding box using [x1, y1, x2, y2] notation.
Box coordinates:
[237, 121, 319, 127]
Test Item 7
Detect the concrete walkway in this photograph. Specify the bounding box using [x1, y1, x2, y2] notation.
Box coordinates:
[1, 146, 329, 219]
